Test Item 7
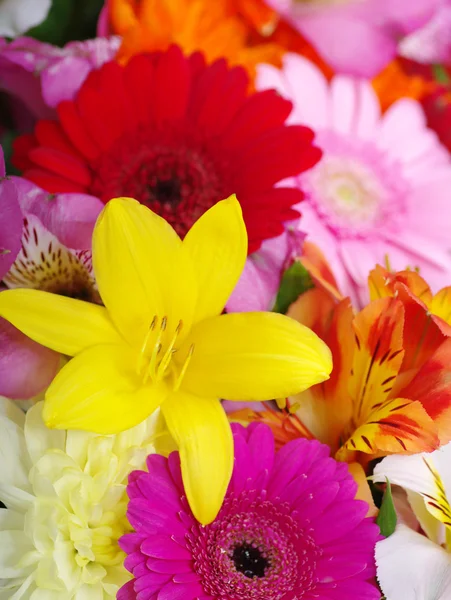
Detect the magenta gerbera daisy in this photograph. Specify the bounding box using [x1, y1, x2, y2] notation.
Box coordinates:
[12, 45, 321, 254]
[118, 423, 380, 600]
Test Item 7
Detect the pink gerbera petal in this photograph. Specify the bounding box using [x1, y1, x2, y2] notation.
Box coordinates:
[119, 424, 380, 600]
[257, 54, 451, 306]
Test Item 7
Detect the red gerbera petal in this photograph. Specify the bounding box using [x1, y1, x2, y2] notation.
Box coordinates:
[11, 134, 37, 172]
[13, 45, 322, 252]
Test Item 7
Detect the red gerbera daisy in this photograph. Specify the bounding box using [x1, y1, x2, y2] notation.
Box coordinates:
[12, 45, 321, 253]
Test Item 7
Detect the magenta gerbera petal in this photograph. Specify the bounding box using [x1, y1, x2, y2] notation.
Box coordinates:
[119, 423, 380, 600]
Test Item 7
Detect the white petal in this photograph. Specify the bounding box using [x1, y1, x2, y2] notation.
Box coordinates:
[29, 590, 62, 600]
[24, 403, 66, 464]
[0, 531, 34, 579]
[11, 575, 35, 599]
[65, 430, 96, 467]
[428, 442, 451, 500]
[74, 582, 104, 600]
[373, 453, 440, 497]
[0, 398, 25, 427]
[0, 509, 25, 531]
[0, 415, 30, 490]
[374, 446, 451, 530]
[376, 525, 451, 600]
[407, 491, 447, 548]
[0, 0, 51, 37]
[0, 484, 34, 512]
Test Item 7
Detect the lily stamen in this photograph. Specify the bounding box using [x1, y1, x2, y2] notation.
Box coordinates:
[144, 316, 167, 383]
[137, 315, 158, 375]
[174, 344, 195, 391]
[156, 320, 183, 381]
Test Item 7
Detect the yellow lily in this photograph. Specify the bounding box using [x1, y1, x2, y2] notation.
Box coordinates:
[0, 195, 332, 524]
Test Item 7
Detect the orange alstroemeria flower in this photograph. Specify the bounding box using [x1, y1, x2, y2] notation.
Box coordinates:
[233, 247, 451, 481]
[107, 0, 331, 80]
[372, 58, 437, 111]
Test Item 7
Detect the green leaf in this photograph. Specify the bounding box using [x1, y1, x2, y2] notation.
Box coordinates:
[273, 261, 314, 314]
[433, 64, 451, 86]
[0, 130, 21, 176]
[25, 0, 75, 45]
[25, 0, 104, 46]
[376, 478, 397, 537]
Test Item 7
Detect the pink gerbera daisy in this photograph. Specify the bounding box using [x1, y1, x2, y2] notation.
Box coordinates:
[257, 54, 451, 305]
[118, 423, 380, 600]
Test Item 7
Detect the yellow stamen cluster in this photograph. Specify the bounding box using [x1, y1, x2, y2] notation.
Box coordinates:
[138, 315, 194, 388]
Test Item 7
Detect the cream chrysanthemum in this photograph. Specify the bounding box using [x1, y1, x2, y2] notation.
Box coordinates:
[0, 398, 173, 599]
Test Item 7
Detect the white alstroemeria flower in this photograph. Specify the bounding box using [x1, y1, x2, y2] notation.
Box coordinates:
[0, 0, 51, 37]
[0, 398, 173, 599]
[373, 443, 451, 600]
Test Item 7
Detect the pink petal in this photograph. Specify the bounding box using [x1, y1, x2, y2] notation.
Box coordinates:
[318, 579, 380, 600]
[379, 0, 440, 34]
[119, 533, 147, 555]
[0, 36, 120, 119]
[172, 572, 200, 584]
[3, 213, 97, 299]
[400, 3, 451, 64]
[295, 13, 397, 77]
[247, 421, 275, 477]
[353, 80, 381, 140]
[313, 500, 369, 544]
[339, 238, 381, 290]
[330, 76, 358, 135]
[0, 174, 23, 280]
[140, 536, 192, 561]
[97, 3, 111, 36]
[117, 580, 136, 600]
[405, 177, 451, 243]
[296, 202, 354, 301]
[259, 54, 329, 130]
[157, 581, 205, 600]
[12, 177, 102, 250]
[256, 64, 292, 106]
[316, 553, 371, 581]
[0, 37, 60, 119]
[390, 230, 451, 271]
[135, 572, 171, 594]
[146, 559, 193, 575]
[41, 56, 94, 108]
[378, 99, 428, 160]
[227, 227, 303, 313]
[0, 317, 60, 399]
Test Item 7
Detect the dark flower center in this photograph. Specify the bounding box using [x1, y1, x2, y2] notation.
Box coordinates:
[91, 128, 230, 238]
[188, 497, 322, 599]
[151, 176, 182, 205]
[231, 543, 269, 579]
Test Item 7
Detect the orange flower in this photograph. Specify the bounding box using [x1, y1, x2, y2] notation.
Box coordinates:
[233, 248, 451, 472]
[107, 0, 330, 79]
[372, 58, 436, 111]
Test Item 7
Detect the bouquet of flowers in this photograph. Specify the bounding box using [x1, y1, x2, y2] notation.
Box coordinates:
[1, 1, 451, 598]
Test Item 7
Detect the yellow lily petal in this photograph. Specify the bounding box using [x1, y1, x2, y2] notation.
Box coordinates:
[161, 391, 233, 525]
[178, 312, 332, 400]
[182, 196, 247, 323]
[93, 197, 197, 346]
[43, 345, 168, 433]
[0, 288, 122, 356]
